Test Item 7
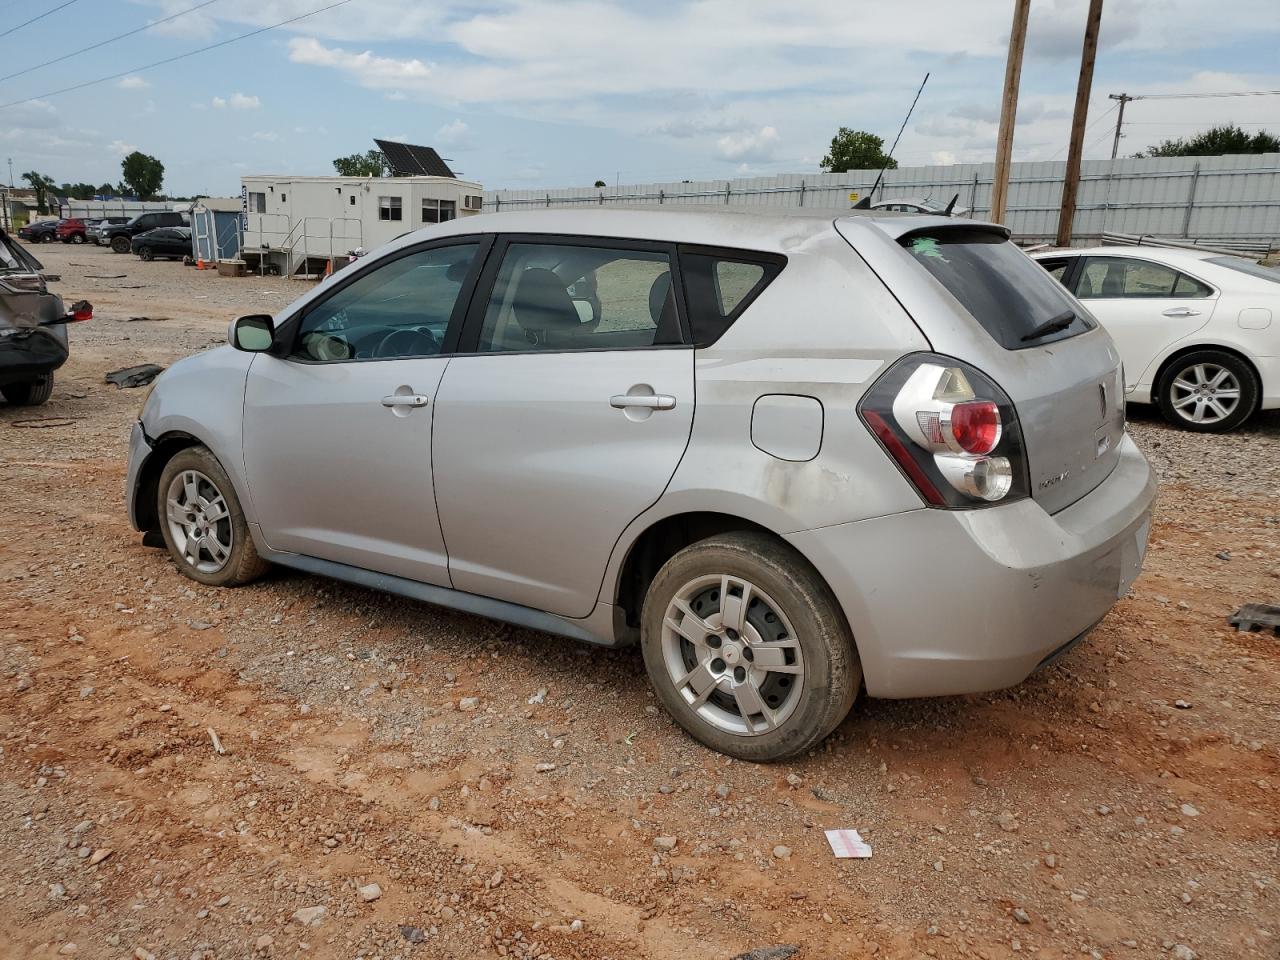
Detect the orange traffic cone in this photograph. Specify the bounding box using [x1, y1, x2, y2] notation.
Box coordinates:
[324, 260, 333, 278]
[197, 258, 205, 270]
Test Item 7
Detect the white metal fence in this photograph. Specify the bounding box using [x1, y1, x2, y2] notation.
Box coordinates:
[483, 153, 1280, 250]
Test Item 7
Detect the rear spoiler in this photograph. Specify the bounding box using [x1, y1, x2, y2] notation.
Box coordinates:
[844, 215, 1012, 244]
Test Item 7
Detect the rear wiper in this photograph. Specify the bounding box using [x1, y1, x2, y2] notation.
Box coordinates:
[1021, 309, 1076, 343]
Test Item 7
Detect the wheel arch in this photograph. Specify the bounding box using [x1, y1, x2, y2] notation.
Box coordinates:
[1151, 341, 1262, 408]
[131, 430, 204, 535]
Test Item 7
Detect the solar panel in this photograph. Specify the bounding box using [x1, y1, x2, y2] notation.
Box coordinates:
[374, 139, 456, 178]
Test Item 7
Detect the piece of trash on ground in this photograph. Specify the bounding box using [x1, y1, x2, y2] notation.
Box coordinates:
[85, 274, 127, 279]
[1229, 603, 1280, 636]
[11, 418, 77, 429]
[105, 364, 164, 389]
[207, 727, 226, 755]
[825, 828, 872, 858]
[128, 316, 170, 322]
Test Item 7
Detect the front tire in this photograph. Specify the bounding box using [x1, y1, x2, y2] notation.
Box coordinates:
[1157, 350, 1258, 433]
[111, 235, 130, 253]
[156, 446, 269, 587]
[640, 531, 860, 761]
[70, 234, 84, 244]
[1, 375, 53, 406]
[138, 247, 154, 261]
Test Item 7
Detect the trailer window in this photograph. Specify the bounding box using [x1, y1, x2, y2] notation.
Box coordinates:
[378, 196, 403, 222]
[247, 192, 266, 213]
[422, 199, 456, 224]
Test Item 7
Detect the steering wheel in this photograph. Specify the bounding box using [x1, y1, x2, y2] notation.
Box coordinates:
[373, 327, 439, 358]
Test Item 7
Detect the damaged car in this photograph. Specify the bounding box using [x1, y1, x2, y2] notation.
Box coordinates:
[0, 228, 92, 406]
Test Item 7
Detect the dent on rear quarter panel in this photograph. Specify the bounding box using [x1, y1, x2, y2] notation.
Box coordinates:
[140, 346, 256, 517]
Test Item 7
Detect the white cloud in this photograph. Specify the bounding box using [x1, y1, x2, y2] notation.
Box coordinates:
[251, 131, 281, 142]
[108, 139, 138, 156]
[434, 119, 471, 147]
[118, 75, 150, 90]
[211, 92, 260, 109]
[715, 126, 780, 163]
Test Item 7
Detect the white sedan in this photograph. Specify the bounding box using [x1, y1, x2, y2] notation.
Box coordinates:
[1033, 246, 1280, 432]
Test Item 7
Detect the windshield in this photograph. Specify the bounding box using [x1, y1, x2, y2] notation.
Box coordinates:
[901, 228, 1094, 350]
[1206, 257, 1280, 284]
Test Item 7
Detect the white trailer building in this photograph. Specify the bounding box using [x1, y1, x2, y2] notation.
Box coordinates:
[238, 173, 483, 276]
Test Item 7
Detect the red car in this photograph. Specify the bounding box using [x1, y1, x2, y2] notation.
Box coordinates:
[55, 218, 89, 244]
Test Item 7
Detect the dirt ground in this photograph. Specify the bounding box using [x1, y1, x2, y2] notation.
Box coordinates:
[2, 243, 1277, 960]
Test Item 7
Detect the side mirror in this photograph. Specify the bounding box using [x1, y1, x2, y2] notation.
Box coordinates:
[230, 314, 275, 352]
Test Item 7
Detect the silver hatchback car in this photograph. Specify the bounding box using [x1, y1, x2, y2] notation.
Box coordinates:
[125, 209, 1156, 760]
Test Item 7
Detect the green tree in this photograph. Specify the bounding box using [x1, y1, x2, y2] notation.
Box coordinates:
[593, 179, 607, 188]
[1135, 123, 1280, 158]
[120, 151, 165, 198]
[332, 149, 391, 177]
[21, 171, 57, 214]
[819, 128, 897, 173]
[59, 182, 98, 200]
[97, 183, 115, 197]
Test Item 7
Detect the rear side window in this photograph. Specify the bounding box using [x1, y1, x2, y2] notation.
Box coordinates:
[902, 229, 1090, 350]
[679, 250, 785, 347]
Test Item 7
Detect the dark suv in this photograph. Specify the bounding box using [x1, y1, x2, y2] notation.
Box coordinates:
[1, 229, 91, 405]
[104, 211, 189, 253]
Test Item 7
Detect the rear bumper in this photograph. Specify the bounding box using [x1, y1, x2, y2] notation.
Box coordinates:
[787, 433, 1156, 698]
[0, 327, 69, 386]
[1256, 355, 1280, 411]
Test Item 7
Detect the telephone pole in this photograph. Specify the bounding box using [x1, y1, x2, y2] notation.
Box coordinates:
[991, 0, 1030, 225]
[1056, 0, 1104, 248]
[1108, 92, 1133, 159]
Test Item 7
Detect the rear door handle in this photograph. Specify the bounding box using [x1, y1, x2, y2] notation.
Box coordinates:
[610, 394, 676, 410]
[381, 394, 429, 408]
[1162, 307, 1201, 318]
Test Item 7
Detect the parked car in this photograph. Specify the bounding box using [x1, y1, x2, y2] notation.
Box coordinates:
[17, 220, 60, 243]
[86, 217, 130, 244]
[103, 211, 189, 253]
[0, 228, 91, 406]
[1033, 246, 1280, 432]
[131, 226, 192, 261]
[871, 197, 970, 217]
[55, 217, 91, 244]
[125, 209, 1156, 760]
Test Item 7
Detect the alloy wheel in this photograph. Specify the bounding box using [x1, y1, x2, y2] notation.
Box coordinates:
[1169, 362, 1240, 425]
[660, 574, 805, 736]
[164, 469, 233, 574]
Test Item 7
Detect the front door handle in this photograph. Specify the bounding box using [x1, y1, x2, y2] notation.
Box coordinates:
[610, 394, 676, 410]
[381, 394, 429, 408]
[1162, 307, 1201, 318]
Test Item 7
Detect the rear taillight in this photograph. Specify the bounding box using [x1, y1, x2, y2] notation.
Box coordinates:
[860, 353, 1029, 508]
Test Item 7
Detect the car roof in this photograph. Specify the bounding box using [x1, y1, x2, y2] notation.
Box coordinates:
[1031, 245, 1217, 264]
[388, 206, 991, 255]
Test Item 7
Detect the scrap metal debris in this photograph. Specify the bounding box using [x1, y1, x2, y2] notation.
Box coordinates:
[731, 947, 799, 960]
[1229, 603, 1280, 636]
[105, 364, 164, 389]
[85, 274, 127, 279]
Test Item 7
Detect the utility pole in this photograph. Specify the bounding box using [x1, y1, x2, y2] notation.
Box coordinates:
[1056, 0, 1104, 248]
[991, 0, 1030, 224]
[1108, 92, 1132, 159]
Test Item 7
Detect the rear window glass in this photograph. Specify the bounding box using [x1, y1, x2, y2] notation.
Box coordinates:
[679, 251, 784, 347]
[902, 229, 1092, 349]
[1207, 257, 1280, 284]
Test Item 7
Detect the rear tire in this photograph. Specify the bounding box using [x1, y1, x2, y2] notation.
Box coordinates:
[156, 446, 269, 587]
[1, 375, 53, 406]
[640, 531, 860, 761]
[111, 235, 130, 253]
[1156, 349, 1258, 433]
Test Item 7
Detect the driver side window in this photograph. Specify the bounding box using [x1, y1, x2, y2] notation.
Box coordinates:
[292, 242, 479, 362]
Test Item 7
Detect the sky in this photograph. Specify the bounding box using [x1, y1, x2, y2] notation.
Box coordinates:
[2, 0, 1279, 197]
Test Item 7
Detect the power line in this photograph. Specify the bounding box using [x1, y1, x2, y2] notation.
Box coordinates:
[0, 0, 80, 39]
[0, 0, 223, 85]
[0, 0, 356, 111]
[1130, 90, 1280, 101]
